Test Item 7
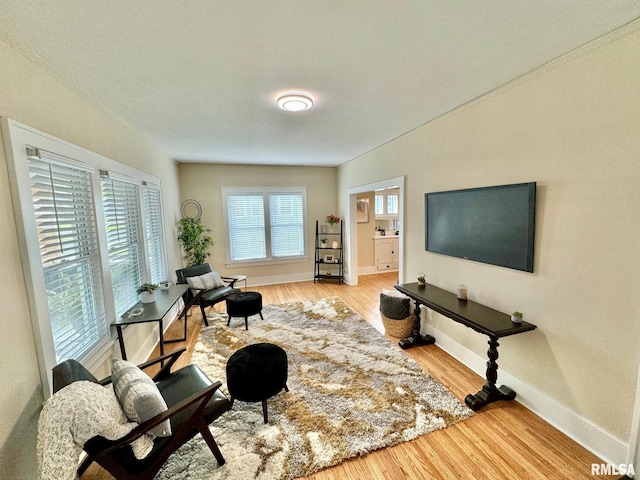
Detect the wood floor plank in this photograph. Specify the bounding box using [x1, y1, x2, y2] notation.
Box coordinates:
[83, 273, 617, 479]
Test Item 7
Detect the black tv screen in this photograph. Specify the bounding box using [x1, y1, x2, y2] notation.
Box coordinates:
[425, 182, 536, 272]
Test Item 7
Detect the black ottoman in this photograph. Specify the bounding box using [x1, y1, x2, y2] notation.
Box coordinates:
[226, 291, 263, 330]
[226, 343, 288, 423]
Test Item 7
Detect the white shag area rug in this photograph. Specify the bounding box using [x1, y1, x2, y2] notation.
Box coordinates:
[156, 297, 473, 480]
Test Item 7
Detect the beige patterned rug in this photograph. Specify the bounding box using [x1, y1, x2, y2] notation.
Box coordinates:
[157, 297, 473, 480]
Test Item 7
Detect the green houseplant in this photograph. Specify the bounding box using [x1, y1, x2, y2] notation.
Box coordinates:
[177, 217, 214, 267]
[511, 311, 523, 324]
[137, 282, 159, 303]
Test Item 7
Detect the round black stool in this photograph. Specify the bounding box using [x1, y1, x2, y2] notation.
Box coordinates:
[226, 343, 288, 423]
[226, 291, 263, 330]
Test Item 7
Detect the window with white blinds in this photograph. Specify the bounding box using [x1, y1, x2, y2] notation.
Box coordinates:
[143, 184, 167, 284]
[28, 153, 109, 363]
[270, 193, 305, 257]
[227, 194, 267, 261]
[387, 193, 399, 215]
[101, 175, 145, 317]
[375, 194, 384, 215]
[5, 120, 170, 395]
[223, 188, 307, 264]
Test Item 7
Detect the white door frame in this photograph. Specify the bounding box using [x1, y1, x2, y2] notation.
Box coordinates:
[345, 176, 405, 286]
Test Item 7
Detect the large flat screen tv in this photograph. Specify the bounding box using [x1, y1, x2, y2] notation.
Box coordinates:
[425, 182, 536, 272]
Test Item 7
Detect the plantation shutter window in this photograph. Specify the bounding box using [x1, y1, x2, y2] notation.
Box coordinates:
[223, 187, 307, 265]
[101, 173, 145, 317]
[270, 193, 304, 258]
[5, 120, 171, 395]
[143, 183, 167, 283]
[387, 194, 398, 215]
[374, 194, 384, 215]
[227, 194, 267, 261]
[27, 150, 108, 363]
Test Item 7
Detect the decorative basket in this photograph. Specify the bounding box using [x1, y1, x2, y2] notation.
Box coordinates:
[379, 291, 414, 338]
[381, 313, 414, 338]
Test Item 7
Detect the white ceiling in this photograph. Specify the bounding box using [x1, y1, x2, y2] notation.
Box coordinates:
[1, 1, 639, 167]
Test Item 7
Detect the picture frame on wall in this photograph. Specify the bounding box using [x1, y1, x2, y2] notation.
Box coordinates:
[357, 198, 369, 223]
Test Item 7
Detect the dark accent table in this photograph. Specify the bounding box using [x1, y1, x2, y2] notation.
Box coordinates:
[395, 282, 537, 411]
[114, 284, 189, 362]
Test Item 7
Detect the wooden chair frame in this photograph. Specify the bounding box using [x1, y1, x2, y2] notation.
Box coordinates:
[52, 348, 231, 479]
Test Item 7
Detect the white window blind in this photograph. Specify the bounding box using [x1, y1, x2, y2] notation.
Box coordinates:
[143, 184, 167, 283]
[387, 194, 398, 215]
[28, 153, 108, 363]
[227, 194, 267, 261]
[375, 194, 384, 215]
[269, 193, 304, 257]
[223, 188, 307, 264]
[101, 175, 144, 316]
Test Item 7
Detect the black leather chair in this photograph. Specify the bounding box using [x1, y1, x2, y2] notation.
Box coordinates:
[52, 348, 231, 479]
[176, 263, 241, 326]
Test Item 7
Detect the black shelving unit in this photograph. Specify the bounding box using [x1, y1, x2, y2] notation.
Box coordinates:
[314, 219, 343, 284]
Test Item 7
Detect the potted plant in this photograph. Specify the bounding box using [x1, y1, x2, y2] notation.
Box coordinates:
[177, 217, 214, 266]
[417, 273, 426, 286]
[325, 214, 341, 232]
[319, 238, 328, 248]
[511, 311, 523, 324]
[137, 283, 159, 303]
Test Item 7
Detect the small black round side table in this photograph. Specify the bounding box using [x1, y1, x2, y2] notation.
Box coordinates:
[226, 343, 288, 423]
[225, 291, 263, 330]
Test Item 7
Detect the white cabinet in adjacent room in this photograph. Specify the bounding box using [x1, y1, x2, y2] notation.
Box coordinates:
[374, 237, 399, 271]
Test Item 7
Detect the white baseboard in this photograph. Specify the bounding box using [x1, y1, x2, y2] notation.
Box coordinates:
[247, 271, 315, 288]
[422, 321, 628, 465]
[358, 265, 378, 276]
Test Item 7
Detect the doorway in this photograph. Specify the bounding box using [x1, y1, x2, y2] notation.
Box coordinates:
[346, 176, 405, 286]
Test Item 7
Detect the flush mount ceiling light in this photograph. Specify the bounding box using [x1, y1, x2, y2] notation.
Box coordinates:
[276, 92, 314, 112]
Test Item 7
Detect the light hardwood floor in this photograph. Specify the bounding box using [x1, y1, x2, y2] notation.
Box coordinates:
[84, 272, 617, 479]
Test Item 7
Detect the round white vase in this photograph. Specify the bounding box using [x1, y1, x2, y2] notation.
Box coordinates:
[140, 291, 156, 303]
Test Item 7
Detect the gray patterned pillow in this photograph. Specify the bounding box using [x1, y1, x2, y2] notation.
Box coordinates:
[111, 359, 172, 437]
[186, 271, 225, 295]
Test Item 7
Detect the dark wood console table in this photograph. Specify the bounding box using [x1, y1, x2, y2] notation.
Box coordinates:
[395, 282, 537, 410]
[113, 284, 189, 362]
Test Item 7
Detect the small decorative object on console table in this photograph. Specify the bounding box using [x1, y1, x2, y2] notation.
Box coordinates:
[511, 311, 523, 323]
[417, 273, 426, 286]
[394, 281, 537, 411]
[456, 284, 468, 301]
[137, 282, 159, 303]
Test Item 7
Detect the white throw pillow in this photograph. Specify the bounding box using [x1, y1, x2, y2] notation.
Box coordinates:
[111, 359, 172, 437]
[186, 271, 225, 294]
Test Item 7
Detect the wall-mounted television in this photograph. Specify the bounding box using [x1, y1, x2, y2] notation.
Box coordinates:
[425, 182, 536, 272]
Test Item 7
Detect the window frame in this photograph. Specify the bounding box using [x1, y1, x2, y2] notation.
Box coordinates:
[221, 187, 308, 267]
[3, 119, 168, 395]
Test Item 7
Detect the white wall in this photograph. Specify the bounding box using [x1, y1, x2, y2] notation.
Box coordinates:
[0, 37, 183, 478]
[338, 25, 640, 463]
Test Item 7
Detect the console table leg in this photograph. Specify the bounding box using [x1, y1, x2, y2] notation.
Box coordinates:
[399, 300, 436, 349]
[464, 337, 517, 411]
[116, 325, 127, 360]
